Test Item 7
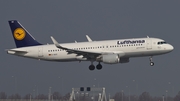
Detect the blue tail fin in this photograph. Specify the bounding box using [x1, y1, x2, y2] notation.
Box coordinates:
[8, 20, 42, 48]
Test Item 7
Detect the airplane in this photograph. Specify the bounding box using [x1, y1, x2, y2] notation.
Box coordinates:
[7, 20, 174, 70]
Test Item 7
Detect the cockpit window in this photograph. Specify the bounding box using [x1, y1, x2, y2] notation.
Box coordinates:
[157, 41, 167, 45]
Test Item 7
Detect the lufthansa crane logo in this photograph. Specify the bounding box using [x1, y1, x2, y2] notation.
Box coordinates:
[14, 28, 26, 40]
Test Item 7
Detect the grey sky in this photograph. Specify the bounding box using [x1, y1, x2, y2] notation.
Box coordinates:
[0, 0, 179, 97]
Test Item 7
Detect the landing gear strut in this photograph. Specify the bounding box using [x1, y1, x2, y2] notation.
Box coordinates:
[149, 56, 154, 66]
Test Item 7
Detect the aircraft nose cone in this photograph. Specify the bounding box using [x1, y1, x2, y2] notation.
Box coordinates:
[168, 45, 174, 51]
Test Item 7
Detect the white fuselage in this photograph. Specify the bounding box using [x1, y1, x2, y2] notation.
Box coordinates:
[7, 37, 173, 63]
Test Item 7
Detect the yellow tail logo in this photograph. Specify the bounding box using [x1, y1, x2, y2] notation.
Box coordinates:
[14, 28, 26, 40]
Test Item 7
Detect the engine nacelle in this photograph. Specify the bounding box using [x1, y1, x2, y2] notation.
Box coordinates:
[101, 54, 120, 64]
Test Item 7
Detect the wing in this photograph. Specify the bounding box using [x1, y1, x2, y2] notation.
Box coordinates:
[50, 36, 101, 59]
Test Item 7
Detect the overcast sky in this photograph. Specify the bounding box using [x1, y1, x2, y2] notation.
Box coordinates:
[0, 0, 179, 97]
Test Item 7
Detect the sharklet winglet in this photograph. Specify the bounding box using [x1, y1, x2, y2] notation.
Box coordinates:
[50, 36, 64, 49]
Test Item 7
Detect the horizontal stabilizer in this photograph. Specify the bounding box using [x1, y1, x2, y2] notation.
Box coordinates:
[7, 49, 27, 53]
[6, 49, 28, 54]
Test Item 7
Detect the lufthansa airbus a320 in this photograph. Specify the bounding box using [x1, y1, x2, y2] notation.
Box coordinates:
[7, 20, 174, 70]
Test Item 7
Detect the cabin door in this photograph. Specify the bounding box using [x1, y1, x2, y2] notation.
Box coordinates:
[38, 47, 43, 57]
[146, 39, 152, 50]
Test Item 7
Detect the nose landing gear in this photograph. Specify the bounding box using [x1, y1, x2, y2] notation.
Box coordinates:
[150, 62, 154, 66]
[149, 56, 154, 66]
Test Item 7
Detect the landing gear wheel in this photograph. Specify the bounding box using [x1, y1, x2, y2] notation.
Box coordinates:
[150, 62, 154, 66]
[96, 64, 102, 70]
[89, 65, 95, 70]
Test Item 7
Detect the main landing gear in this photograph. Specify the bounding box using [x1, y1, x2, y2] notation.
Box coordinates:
[89, 64, 95, 70]
[149, 56, 154, 66]
[96, 62, 102, 70]
[89, 62, 102, 71]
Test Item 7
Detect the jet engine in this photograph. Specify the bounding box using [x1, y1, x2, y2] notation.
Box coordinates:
[97, 54, 130, 64]
[100, 54, 120, 64]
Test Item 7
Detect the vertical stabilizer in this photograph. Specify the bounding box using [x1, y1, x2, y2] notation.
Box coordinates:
[8, 20, 42, 48]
